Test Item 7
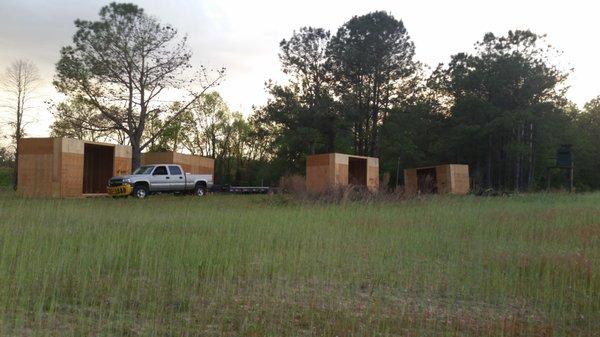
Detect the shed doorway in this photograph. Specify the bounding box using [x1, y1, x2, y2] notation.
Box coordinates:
[348, 157, 367, 186]
[83, 144, 114, 194]
[417, 167, 437, 194]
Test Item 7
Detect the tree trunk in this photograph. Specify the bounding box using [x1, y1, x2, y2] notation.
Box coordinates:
[527, 123, 535, 189]
[131, 139, 141, 170]
[486, 136, 492, 188]
[13, 141, 19, 191]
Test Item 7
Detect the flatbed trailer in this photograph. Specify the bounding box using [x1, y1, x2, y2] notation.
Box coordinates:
[211, 185, 271, 194]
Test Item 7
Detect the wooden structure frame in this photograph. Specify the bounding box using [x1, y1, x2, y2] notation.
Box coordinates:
[17, 137, 131, 197]
[404, 164, 469, 195]
[306, 153, 379, 193]
[141, 151, 214, 175]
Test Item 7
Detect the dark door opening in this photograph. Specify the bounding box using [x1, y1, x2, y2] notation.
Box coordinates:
[348, 157, 367, 186]
[83, 144, 114, 194]
[416, 167, 437, 194]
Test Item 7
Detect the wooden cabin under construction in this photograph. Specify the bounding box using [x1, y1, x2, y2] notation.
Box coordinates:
[141, 151, 214, 175]
[404, 164, 470, 195]
[306, 153, 379, 193]
[17, 137, 132, 197]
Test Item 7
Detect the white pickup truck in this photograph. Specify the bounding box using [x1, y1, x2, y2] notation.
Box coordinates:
[107, 164, 213, 199]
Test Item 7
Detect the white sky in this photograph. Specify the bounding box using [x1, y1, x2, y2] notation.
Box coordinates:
[1, 0, 599, 140]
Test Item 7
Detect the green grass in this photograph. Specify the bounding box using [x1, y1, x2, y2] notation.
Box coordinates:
[0, 192, 598, 336]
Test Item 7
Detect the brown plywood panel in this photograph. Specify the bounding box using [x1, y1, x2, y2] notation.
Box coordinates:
[141, 152, 174, 165]
[61, 138, 84, 154]
[435, 165, 451, 194]
[17, 153, 54, 197]
[61, 153, 84, 197]
[307, 153, 331, 166]
[306, 164, 330, 193]
[450, 164, 470, 195]
[19, 138, 55, 155]
[306, 153, 335, 192]
[114, 144, 131, 158]
[335, 163, 348, 186]
[404, 169, 418, 195]
[306, 153, 378, 192]
[367, 158, 379, 191]
[114, 157, 131, 176]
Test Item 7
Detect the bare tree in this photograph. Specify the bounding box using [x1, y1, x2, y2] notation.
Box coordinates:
[1, 60, 39, 190]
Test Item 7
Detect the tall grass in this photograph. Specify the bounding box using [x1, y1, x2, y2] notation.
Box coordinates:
[0, 192, 598, 336]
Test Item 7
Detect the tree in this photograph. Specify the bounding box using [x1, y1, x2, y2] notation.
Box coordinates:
[279, 27, 337, 153]
[54, 2, 224, 169]
[573, 97, 600, 189]
[327, 11, 417, 156]
[435, 30, 569, 191]
[257, 27, 338, 175]
[1, 60, 39, 190]
[50, 97, 126, 143]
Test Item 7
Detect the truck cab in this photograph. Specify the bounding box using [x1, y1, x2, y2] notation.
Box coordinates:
[107, 164, 213, 198]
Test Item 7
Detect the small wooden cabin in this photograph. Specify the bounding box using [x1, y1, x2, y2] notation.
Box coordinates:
[306, 153, 379, 193]
[141, 151, 214, 175]
[17, 137, 131, 197]
[404, 164, 469, 195]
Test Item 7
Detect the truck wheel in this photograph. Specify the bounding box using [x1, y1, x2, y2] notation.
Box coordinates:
[194, 184, 206, 197]
[133, 185, 149, 199]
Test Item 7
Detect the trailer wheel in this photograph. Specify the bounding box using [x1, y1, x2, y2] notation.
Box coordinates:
[194, 184, 206, 197]
[133, 185, 149, 199]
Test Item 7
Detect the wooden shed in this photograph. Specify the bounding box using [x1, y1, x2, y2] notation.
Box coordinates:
[17, 137, 131, 197]
[404, 164, 469, 195]
[141, 151, 214, 175]
[306, 153, 379, 193]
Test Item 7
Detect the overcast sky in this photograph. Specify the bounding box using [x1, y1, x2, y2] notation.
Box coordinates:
[1, 0, 599, 138]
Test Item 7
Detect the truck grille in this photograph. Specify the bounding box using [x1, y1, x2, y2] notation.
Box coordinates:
[109, 178, 123, 187]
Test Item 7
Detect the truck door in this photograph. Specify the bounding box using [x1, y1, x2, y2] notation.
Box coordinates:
[168, 165, 186, 190]
[150, 165, 170, 191]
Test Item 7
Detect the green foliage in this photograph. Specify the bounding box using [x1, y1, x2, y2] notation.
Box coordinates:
[53, 2, 223, 168]
[328, 11, 417, 156]
[436, 30, 570, 190]
[259, 22, 587, 191]
[572, 97, 600, 189]
[0, 168, 12, 189]
[0, 192, 598, 335]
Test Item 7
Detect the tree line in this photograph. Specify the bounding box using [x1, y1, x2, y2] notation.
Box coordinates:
[2, 3, 600, 190]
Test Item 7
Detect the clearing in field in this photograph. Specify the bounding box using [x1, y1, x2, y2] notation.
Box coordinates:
[0, 192, 598, 336]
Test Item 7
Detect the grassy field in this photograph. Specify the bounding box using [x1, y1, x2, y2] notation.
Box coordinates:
[0, 192, 598, 336]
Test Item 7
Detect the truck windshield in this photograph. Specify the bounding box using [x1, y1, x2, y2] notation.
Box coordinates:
[133, 166, 154, 175]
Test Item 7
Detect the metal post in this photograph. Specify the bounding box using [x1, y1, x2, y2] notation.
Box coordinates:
[569, 164, 574, 193]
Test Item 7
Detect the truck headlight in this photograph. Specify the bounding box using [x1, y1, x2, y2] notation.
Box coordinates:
[122, 178, 131, 183]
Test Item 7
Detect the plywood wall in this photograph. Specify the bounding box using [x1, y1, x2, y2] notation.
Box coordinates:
[141, 152, 214, 175]
[114, 145, 132, 176]
[306, 153, 335, 193]
[306, 153, 379, 193]
[450, 164, 470, 195]
[403, 164, 470, 195]
[18, 138, 57, 197]
[60, 138, 84, 197]
[403, 169, 418, 195]
[17, 137, 131, 198]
